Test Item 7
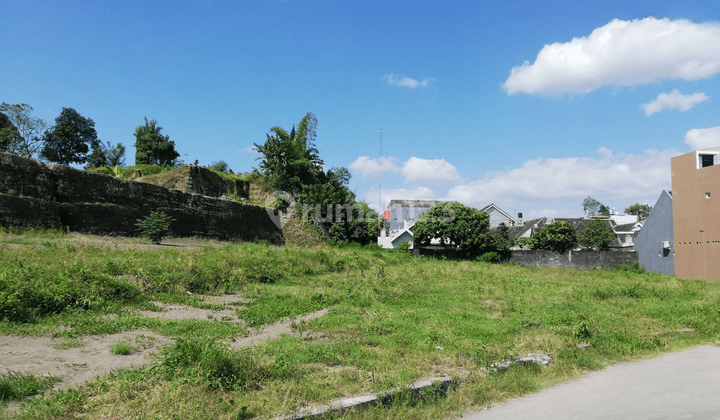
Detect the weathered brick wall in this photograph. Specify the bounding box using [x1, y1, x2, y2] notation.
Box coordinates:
[0, 153, 283, 244]
[510, 250, 637, 270]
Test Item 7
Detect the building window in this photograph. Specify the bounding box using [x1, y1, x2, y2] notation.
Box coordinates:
[702, 154, 715, 167]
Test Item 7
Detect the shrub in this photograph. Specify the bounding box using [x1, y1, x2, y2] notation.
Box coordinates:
[135, 211, 174, 244]
[160, 338, 270, 391]
[613, 261, 645, 274]
[578, 219, 616, 250]
[476, 252, 500, 263]
[532, 221, 578, 253]
[396, 242, 411, 252]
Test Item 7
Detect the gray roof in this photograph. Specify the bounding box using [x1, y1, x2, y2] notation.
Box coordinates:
[387, 199, 447, 208]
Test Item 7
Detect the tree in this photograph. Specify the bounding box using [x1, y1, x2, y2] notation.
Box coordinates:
[0, 103, 47, 158]
[0, 112, 18, 152]
[414, 202, 497, 254]
[578, 219, 616, 250]
[599, 204, 610, 216]
[135, 211, 174, 244]
[86, 146, 107, 168]
[582, 196, 608, 218]
[328, 202, 380, 246]
[254, 112, 324, 195]
[40, 107, 100, 165]
[104, 142, 126, 167]
[134, 117, 179, 166]
[625, 203, 652, 222]
[532, 221, 578, 253]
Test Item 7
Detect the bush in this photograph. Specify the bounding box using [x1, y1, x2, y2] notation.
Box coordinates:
[578, 219, 616, 250]
[135, 211, 174, 244]
[476, 252, 500, 263]
[613, 261, 645, 274]
[160, 338, 270, 391]
[396, 242, 411, 252]
[532, 221, 578, 253]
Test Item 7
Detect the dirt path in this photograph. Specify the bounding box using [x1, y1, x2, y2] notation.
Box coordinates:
[228, 308, 329, 349]
[0, 329, 169, 392]
[1, 293, 329, 412]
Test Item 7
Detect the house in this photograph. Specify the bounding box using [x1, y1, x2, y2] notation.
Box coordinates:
[507, 217, 549, 241]
[378, 220, 415, 249]
[671, 148, 720, 280]
[480, 204, 519, 228]
[634, 190, 674, 275]
[386, 199, 446, 232]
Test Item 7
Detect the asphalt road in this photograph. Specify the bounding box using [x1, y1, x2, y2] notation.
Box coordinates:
[463, 344, 720, 420]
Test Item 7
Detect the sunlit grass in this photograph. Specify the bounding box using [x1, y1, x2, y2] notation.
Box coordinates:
[2, 232, 719, 419]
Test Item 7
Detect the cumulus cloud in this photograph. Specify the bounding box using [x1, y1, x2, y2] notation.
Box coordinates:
[382, 74, 435, 89]
[400, 157, 463, 185]
[446, 147, 680, 209]
[362, 186, 438, 212]
[503, 17, 720, 95]
[685, 126, 720, 150]
[643, 89, 709, 116]
[349, 156, 399, 178]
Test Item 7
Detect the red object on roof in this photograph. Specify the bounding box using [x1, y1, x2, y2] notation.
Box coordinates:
[383, 210, 390, 219]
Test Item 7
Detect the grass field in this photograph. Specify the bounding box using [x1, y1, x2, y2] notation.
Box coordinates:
[1, 229, 719, 419]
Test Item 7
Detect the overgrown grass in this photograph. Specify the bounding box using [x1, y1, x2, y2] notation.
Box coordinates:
[110, 341, 133, 355]
[0, 372, 58, 405]
[2, 232, 720, 419]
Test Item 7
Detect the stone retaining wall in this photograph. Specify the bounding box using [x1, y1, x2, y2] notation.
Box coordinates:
[0, 153, 283, 244]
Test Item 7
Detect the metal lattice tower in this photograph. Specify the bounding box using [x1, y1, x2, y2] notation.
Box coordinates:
[379, 128, 383, 212]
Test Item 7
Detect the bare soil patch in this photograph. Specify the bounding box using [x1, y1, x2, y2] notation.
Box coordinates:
[228, 308, 328, 349]
[0, 329, 169, 392]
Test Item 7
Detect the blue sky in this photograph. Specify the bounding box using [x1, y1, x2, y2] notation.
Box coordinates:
[2, 0, 720, 219]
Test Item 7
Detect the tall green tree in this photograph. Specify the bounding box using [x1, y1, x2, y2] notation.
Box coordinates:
[133, 117, 179, 166]
[582, 196, 609, 218]
[104, 142, 126, 167]
[254, 112, 323, 195]
[0, 103, 47, 157]
[40, 107, 100, 165]
[578, 219, 616, 250]
[625, 203, 652, 222]
[0, 112, 17, 152]
[414, 202, 498, 254]
[532, 221, 578, 253]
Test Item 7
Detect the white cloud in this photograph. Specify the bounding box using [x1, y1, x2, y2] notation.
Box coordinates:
[382, 74, 435, 89]
[503, 17, 720, 95]
[349, 156, 399, 178]
[447, 147, 680, 210]
[685, 126, 720, 150]
[362, 186, 438, 212]
[643, 89, 709, 116]
[400, 157, 463, 185]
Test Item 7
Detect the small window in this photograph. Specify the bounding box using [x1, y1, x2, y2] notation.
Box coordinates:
[702, 154, 715, 167]
[706, 192, 712, 199]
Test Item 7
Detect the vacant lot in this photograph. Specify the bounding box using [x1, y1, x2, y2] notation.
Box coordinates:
[1, 230, 719, 419]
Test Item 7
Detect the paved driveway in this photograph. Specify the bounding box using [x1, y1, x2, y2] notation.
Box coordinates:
[463, 345, 720, 420]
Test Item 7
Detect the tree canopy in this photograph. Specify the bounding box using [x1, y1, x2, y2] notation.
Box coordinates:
[532, 221, 578, 253]
[582, 196, 609, 218]
[254, 112, 324, 196]
[40, 107, 100, 165]
[134, 118, 179, 166]
[578, 219, 616, 250]
[0, 103, 47, 158]
[625, 203, 652, 222]
[414, 202, 500, 254]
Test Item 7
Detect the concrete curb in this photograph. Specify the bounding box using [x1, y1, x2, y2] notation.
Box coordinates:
[274, 376, 455, 420]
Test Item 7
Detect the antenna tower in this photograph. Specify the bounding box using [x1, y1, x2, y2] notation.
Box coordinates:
[379, 128, 383, 212]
